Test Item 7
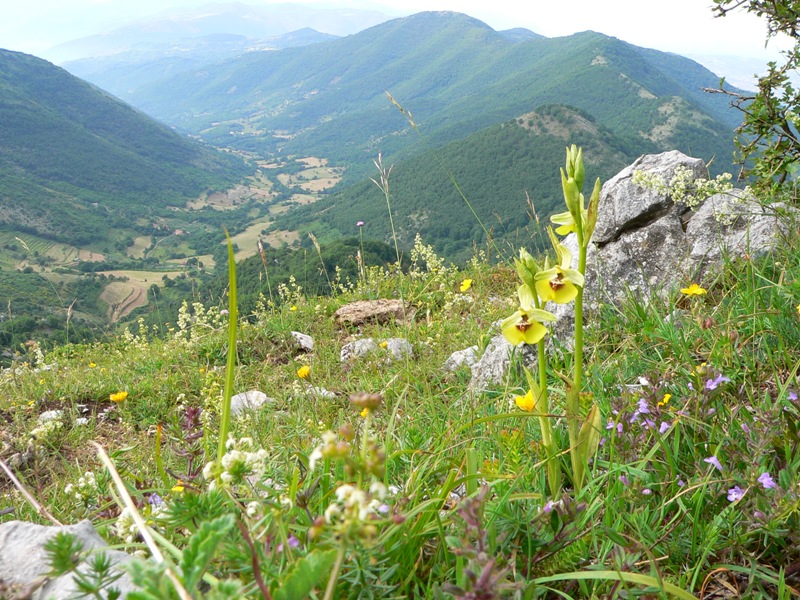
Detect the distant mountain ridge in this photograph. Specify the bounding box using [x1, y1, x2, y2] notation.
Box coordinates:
[44, 2, 392, 63]
[67, 11, 741, 184]
[0, 49, 248, 245]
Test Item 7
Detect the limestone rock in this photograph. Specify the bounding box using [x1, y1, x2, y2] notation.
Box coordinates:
[0, 519, 138, 600]
[384, 338, 413, 361]
[230, 390, 274, 416]
[443, 346, 480, 372]
[334, 299, 407, 326]
[340, 338, 379, 362]
[290, 331, 314, 352]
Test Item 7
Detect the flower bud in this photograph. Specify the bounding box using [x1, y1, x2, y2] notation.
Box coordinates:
[350, 392, 382, 411]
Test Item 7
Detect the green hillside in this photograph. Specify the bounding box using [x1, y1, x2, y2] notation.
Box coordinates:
[0, 49, 250, 246]
[273, 105, 633, 261]
[101, 12, 740, 180]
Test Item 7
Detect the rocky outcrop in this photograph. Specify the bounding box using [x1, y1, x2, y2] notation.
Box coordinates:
[0, 519, 137, 599]
[334, 299, 408, 327]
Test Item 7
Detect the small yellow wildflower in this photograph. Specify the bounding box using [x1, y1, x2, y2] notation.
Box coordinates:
[171, 481, 185, 493]
[658, 393, 671, 407]
[297, 365, 311, 379]
[680, 283, 707, 296]
[110, 391, 128, 403]
[89, 362, 96, 368]
[796, 303, 800, 317]
[379, 341, 388, 349]
[460, 278, 473, 292]
[199, 367, 206, 373]
[290, 305, 298, 312]
[515, 390, 536, 412]
[360, 407, 369, 418]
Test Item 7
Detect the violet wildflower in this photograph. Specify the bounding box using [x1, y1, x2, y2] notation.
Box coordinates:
[789, 391, 798, 402]
[542, 500, 558, 514]
[727, 486, 745, 502]
[757, 472, 777, 490]
[741, 423, 750, 434]
[658, 421, 671, 435]
[619, 474, 630, 486]
[704, 456, 723, 472]
[754, 510, 766, 521]
[705, 374, 731, 390]
[641, 488, 652, 496]
[277, 534, 301, 553]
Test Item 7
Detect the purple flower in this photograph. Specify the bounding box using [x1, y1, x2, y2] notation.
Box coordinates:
[757, 472, 777, 490]
[619, 474, 630, 486]
[148, 493, 164, 506]
[727, 486, 746, 502]
[704, 456, 723, 471]
[277, 534, 300, 553]
[789, 391, 798, 402]
[659, 421, 671, 435]
[740, 423, 750, 434]
[220, 309, 229, 316]
[356, 221, 365, 227]
[705, 374, 731, 391]
[542, 500, 558, 514]
[641, 488, 652, 496]
[637, 398, 651, 414]
[677, 479, 686, 487]
[754, 510, 766, 521]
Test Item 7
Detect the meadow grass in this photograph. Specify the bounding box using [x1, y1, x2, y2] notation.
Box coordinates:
[1, 222, 799, 598]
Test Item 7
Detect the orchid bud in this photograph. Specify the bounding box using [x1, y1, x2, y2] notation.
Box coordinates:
[515, 247, 540, 288]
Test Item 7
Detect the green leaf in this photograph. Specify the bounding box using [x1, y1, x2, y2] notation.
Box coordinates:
[179, 513, 236, 592]
[273, 549, 338, 600]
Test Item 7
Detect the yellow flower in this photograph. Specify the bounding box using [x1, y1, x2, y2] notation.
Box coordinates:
[515, 390, 536, 412]
[360, 407, 369, 418]
[297, 365, 311, 379]
[379, 341, 388, 349]
[290, 305, 298, 312]
[500, 285, 556, 346]
[459, 278, 473, 292]
[89, 362, 97, 368]
[110, 391, 128, 403]
[171, 481, 185, 493]
[658, 393, 671, 407]
[550, 210, 582, 236]
[680, 283, 707, 296]
[535, 242, 584, 305]
[796, 303, 800, 316]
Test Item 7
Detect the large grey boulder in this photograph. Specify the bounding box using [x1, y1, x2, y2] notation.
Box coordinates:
[0, 519, 138, 599]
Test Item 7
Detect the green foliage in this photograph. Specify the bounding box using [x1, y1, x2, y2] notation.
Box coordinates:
[712, 0, 800, 201]
[179, 514, 236, 592]
[272, 549, 337, 600]
[84, 14, 738, 183]
[0, 49, 250, 246]
[276, 105, 630, 261]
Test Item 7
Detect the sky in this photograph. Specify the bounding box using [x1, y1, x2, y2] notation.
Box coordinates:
[0, 0, 794, 85]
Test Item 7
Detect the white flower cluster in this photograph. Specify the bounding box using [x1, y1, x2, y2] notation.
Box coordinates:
[203, 436, 269, 489]
[277, 275, 304, 304]
[30, 411, 64, 442]
[324, 481, 388, 526]
[64, 471, 98, 508]
[632, 166, 736, 211]
[175, 300, 228, 344]
[121, 317, 152, 351]
[114, 507, 138, 544]
[409, 234, 450, 279]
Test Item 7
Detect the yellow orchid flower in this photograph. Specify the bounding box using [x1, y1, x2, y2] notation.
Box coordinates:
[500, 285, 556, 346]
[535, 241, 584, 304]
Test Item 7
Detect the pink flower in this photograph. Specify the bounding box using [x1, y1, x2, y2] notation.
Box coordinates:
[704, 456, 723, 472]
[356, 221, 365, 227]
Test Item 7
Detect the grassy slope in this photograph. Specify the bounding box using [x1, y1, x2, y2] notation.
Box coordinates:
[1, 224, 799, 597]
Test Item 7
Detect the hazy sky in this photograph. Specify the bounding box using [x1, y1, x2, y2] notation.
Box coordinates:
[0, 0, 793, 63]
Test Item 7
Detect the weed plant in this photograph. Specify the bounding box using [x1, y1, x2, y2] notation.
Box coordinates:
[1, 152, 800, 599]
